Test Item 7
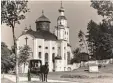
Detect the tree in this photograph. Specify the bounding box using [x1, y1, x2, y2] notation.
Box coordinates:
[86, 20, 99, 58]
[71, 48, 81, 64]
[90, 0, 113, 60]
[18, 45, 31, 72]
[1, 42, 11, 57]
[78, 30, 88, 53]
[73, 47, 80, 57]
[86, 20, 113, 60]
[91, 0, 113, 25]
[1, 1, 29, 83]
[1, 42, 15, 73]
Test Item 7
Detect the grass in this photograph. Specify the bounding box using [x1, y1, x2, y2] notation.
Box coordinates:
[48, 64, 113, 83]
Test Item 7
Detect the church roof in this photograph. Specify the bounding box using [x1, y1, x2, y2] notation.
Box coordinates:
[36, 14, 50, 23]
[24, 29, 57, 41]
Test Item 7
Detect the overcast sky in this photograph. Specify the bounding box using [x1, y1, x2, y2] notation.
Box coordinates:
[1, 1, 103, 50]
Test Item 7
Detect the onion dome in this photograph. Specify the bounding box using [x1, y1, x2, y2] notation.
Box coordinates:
[59, 6, 65, 12]
[36, 10, 50, 23]
[57, 1, 67, 20]
[35, 10, 51, 31]
[58, 1, 65, 12]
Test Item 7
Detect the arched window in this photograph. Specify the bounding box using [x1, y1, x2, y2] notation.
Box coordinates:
[52, 47, 55, 50]
[45, 47, 48, 49]
[52, 53, 55, 62]
[64, 47, 66, 49]
[38, 52, 41, 58]
[67, 52, 71, 64]
[45, 53, 48, 62]
[39, 45, 41, 48]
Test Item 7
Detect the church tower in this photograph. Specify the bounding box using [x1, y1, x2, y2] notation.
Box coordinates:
[55, 1, 69, 43]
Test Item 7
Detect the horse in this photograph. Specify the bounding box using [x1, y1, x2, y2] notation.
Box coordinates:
[40, 62, 49, 82]
[28, 60, 49, 82]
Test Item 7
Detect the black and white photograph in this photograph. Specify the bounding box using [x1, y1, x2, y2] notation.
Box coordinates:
[1, 0, 113, 83]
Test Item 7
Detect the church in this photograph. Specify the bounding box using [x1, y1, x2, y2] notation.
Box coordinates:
[17, 2, 73, 73]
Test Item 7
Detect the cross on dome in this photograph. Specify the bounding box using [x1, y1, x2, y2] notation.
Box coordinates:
[59, 1, 65, 15]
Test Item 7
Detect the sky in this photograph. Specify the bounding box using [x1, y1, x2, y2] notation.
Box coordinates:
[1, 1, 103, 50]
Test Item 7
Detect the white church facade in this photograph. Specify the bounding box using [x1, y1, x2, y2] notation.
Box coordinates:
[17, 3, 73, 73]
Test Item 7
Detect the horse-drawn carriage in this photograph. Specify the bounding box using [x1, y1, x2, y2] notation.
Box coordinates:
[28, 59, 49, 82]
[28, 59, 42, 81]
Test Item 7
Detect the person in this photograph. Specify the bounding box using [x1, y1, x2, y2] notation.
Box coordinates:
[44, 62, 49, 82]
[40, 62, 49, 82]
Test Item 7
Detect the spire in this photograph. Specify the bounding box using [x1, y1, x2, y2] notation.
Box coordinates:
[59, 1, 65, 16]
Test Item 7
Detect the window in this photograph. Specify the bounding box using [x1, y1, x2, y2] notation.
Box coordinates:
[64, 53, 66, 60]
[64, 47, 66, 49]
[38, 52, 41, 58]
[39, 45, 41, 48]
[45, 53, 48, 62]
[45, 47, 48, 49]
[67, 52, 71, 64]
[52, 53, 55, 62]
[52, 47, 55, 50]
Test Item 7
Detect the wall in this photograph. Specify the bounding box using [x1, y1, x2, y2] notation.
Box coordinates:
[80, 59, 113, 67]
[67, 63, 80, 71]
[36, 39, 58, 72]
[55, 60, 62, 71]
[17, 34, 34, 58]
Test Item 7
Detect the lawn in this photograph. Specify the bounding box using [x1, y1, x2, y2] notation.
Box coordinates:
[48, 64, 113, 83]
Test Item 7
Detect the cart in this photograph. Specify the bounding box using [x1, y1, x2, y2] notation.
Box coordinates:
[28, 59, 42, 81]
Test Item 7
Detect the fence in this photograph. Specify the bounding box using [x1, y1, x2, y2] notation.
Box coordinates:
[69, 58, 113, 70]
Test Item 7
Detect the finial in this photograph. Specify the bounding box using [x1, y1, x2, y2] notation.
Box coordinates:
[24, 25, 28, 32]
[42, 10, 44, 15]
